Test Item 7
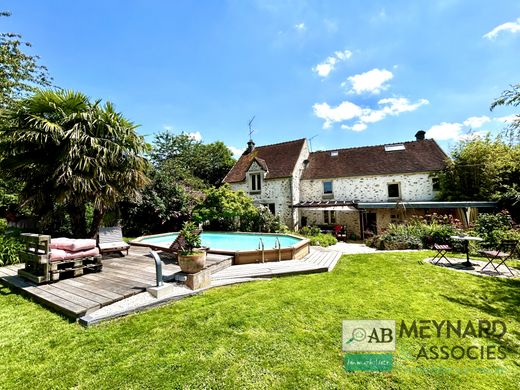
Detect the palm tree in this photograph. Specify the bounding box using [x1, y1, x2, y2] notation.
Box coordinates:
[0, 89, 150, 237]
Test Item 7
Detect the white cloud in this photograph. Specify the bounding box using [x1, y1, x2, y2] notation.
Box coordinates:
[483, 18, 520, 39]
[313, 101, 363, 128]
[312, 50, 352, 77]
[163, 125, 174, 131]
[227, 146, 244, 159]
[463, 116, 490, 128]
[426, 115, 494, 141]
[187, 131, 202, 141]
[344, 68, 394, 94]
[426, 122, 463, 141]
[314, 97, 428, 130]
[342, 123, 367, 132]
[294, 22, 305, 31]
[378, 97, 429, 115]
[495, 114, 518, 123]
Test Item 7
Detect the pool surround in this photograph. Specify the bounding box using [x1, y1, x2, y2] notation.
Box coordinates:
[130, 232, 310, 265]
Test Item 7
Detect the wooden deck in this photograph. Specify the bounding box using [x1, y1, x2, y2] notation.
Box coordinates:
[0, 247, 231, 319]
[0, 245, 342, 322]
[211, 247, 341, 281]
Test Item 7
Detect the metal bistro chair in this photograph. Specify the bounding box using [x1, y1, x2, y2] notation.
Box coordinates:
[478, 240, 519, 276]
[431, 243, 453, 265]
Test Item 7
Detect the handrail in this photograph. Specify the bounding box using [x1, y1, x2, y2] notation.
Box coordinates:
[274, 237, 281, 261]
[258, 238, 265, 263]
[149, 250, 164, 287]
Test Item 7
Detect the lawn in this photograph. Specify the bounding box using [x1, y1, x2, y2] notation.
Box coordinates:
[0, 252, 519, 389]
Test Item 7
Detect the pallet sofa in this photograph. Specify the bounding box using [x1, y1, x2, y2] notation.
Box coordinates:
[17, 233, 102, 284]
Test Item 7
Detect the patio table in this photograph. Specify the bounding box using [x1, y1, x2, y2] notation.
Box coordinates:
[450, 235, 483, 267]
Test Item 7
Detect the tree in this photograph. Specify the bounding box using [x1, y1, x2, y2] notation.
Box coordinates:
[491, 83, 520, 143]
[193, 184, 259, 231]
[121, 131, 235, 235]
[1, 11, 52, 108]
[150, 131, 235, 186]
[123, 159, 205, 235]
[0, 89, 150, 237]
[436, 135, 520, 221]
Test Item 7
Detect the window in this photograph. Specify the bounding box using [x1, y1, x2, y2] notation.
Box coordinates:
[250, 173, 262, 192]
[432, 178, 440, 191]
[387, 183, 400, 198]
[263, 203, 275, 214]
[323, 181, 333, 195]
[323, 210, 336, 224]
[384, 144, 406, 152]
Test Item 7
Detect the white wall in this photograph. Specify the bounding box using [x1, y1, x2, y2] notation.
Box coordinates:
[230, 178, 294, 228]
[300, 172, 437, 202]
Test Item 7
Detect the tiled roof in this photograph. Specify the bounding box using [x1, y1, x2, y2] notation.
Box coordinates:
[223, 139, 306, 183]
[301, 139, 448, 180]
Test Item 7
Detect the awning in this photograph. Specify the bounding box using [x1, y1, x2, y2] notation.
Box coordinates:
[292, 200, 358, 212]
[357, 201, 498, 209]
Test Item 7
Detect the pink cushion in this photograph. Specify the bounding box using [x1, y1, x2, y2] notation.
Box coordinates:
[50, 237, 73, 250]
[50, 237, 96, 251]
[50, 247, 100, 262]
[69, 239, 96, 252]
[50, 248, 68, 261]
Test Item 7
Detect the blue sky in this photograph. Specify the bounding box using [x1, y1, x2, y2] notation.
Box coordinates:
[3, 0, 520, 157]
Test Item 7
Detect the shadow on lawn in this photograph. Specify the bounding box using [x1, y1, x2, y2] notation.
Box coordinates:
[0, 285, 14, 296]
[441, 276, 520, 355]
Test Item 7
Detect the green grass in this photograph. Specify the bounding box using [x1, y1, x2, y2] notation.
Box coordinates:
[0, 252, 519, 389]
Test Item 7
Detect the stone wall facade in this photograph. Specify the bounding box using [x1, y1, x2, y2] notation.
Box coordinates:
[299, 172, 437, 203]
[297, 172, 438, 235]
[230, 178, 295, 228]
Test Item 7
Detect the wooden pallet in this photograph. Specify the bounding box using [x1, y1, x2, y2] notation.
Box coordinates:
[17, 234, 103, 284]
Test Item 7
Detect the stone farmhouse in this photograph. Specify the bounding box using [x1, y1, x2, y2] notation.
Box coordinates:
[223, 132, 496, 238]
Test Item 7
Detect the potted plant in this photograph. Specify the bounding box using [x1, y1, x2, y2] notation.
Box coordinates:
[177, 221, 206, 273]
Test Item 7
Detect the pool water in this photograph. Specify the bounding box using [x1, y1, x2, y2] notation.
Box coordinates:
[139, 232, 303, 251]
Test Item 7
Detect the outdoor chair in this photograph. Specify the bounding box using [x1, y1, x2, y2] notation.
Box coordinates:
[478, 239, 518, 276]
[97, 226, 130, 256]
[431, 243, 453, 265]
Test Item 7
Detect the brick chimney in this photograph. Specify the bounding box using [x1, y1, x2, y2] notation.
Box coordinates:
[415, 130, 426, 141]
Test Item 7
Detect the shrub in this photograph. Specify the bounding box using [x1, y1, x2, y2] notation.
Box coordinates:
[0, 235, 24, 266]
[300, 226, 321, 236]
[0, 218, 7, 235]
[298, 227, 337, 247]
[306, 233, 337, 247]
[376, 224, 424, 250]
[474, 210, 514, 248]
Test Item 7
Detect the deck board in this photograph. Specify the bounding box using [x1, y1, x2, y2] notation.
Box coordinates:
[211, 247, 341, 281]
[0, 246, 232, 319]
[0, 245, 340, 321]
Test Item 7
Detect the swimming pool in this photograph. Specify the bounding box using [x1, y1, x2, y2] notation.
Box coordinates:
[131, 232, 310, 264]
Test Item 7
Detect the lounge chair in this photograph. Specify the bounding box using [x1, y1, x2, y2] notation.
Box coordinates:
[97, 226, 130, 256]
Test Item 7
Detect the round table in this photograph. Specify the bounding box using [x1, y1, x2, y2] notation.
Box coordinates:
[450, 235, 483, 267]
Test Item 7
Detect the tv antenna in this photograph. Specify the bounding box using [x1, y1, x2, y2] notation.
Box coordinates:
[248, 116, 256, 140]
[308, 134, 319, 152]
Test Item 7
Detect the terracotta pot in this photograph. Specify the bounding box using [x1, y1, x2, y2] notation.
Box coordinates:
[178, 250, 207, 274]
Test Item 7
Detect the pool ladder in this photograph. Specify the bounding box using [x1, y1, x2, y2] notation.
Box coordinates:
[258, 238, 265, 263]
[274, 237, 282, 261]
